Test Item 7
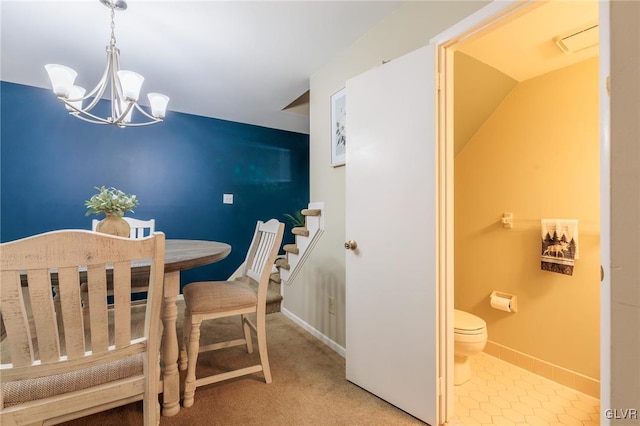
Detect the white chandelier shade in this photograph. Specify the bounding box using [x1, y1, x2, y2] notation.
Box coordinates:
[44, 64, 77, 98]
[66, 86, 87, 111]
[44, 0, 169, 128]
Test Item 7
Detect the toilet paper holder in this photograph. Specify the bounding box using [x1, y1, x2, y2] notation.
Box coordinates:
[490, 291, 518, 313]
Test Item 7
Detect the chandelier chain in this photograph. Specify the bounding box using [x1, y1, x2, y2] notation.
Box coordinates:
[110, 8, 117, 47]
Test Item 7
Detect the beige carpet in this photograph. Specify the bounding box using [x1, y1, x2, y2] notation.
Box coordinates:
[58, 309, 424, 426]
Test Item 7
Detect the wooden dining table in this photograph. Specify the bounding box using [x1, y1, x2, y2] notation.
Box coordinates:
[156, 239, 231, 416]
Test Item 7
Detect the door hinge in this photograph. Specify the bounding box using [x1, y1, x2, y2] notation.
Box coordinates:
[438, 376, 444, 396]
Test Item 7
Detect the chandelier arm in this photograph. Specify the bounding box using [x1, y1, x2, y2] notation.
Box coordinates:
[67, 102, 160, 126]
[60, 95, 162, 127]
[59, 99, 113, 124]
[110, 70, 118, 120]
[111, 103, 163, 126]
[69, 114, 112, 125]
[132, 103, 163, 121]
[76, 49, 114, 113]
[110, 50, 119, 120]
[113, 119, 163, 127]
[111, 100, 134, 125]
[111, 48, 126, 119]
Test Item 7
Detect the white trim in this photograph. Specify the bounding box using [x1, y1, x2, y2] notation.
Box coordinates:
[280, 307, 346, 358]
[432, 1, 540, 423]
[598, 0, 611, 422]
[430, 0, 530, 45]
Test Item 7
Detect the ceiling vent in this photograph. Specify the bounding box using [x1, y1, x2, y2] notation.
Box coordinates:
[555, 24, 599, 54]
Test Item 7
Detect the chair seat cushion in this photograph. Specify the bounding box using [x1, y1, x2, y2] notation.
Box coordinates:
[183, 281, 257, 315]
[1, 354, 143, 407]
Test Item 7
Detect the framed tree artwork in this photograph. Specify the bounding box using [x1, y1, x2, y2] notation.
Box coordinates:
[331, 87, 346, 167]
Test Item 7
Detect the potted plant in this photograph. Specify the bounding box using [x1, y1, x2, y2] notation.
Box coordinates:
[283, 210, 306, 228]
[85, 186, 139, 237]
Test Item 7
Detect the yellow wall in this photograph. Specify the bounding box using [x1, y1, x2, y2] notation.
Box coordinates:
[454, 57, 600, 379]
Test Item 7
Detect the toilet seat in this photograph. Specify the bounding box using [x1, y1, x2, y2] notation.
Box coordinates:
[454, 309, 487, 335]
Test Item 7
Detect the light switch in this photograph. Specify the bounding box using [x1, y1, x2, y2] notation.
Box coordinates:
[223, 194, 233, 204]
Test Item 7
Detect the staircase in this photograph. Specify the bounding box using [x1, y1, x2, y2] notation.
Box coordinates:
[270, 202, 325, 312]
[230, 202, 324, 314]
[276, 202, 324, 287]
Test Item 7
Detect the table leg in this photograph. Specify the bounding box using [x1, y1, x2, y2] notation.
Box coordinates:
[161, 271, 181, 416]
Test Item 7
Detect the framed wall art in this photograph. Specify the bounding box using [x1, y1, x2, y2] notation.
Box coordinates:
[330, 87, 346, 167]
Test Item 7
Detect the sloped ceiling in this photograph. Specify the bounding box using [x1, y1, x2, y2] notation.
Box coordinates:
[454, 53, 518, 157]
[454, 0, 599, 156]
[457, 0, 599, 83]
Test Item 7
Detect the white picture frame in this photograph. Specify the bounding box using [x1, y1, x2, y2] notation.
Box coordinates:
[331, 87, 346, 167]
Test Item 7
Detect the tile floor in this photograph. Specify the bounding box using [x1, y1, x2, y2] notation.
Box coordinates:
[450, 352, 601, 425]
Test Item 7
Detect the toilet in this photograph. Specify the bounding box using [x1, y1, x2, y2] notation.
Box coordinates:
[454, 309, 488, 385]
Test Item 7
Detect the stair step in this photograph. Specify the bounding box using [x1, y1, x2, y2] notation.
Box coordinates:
[275, 258, 290, 270]
[283, 244, 299, 255]
[270, 271, 281, 284]
[292, 227, 309, 237]
[301, 208, 321, 216]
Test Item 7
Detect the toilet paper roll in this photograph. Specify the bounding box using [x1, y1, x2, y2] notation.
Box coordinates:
[490, 295, 512, 312]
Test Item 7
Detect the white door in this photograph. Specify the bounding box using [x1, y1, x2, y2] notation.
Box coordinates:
[345, 43, 438, 425]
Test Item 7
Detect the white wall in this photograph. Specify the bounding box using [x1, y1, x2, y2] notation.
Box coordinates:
[282, 1, 490, 350]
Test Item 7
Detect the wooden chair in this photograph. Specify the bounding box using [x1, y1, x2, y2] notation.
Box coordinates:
[0, 230, 165, 425]
[87, 217, 156, 305]
[179, 219, 284, 407]
[92, 217, 156, 239]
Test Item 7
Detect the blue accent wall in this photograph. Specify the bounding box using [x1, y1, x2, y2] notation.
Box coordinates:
[0, 81, 309, 286]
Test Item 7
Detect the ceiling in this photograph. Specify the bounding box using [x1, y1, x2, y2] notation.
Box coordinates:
[452, 0, 599, 156]
[1, 1, 599, 135]
[457, 0, 599, 82]
[0, 0, 400, 134]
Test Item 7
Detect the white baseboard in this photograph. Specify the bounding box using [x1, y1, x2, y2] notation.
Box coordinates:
[280, 307, 346, 358]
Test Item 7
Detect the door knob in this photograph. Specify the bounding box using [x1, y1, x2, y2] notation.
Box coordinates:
[345, 240, 358, 250]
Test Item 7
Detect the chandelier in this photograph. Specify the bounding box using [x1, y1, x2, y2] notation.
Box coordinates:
[44, 0, 169, 128]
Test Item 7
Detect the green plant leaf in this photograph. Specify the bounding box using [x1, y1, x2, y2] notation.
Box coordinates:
[284, 211, 306, 228]
[85, 186, 139, 217]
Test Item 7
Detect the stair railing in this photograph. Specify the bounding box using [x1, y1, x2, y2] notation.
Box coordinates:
[277, 201, 324, 285]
